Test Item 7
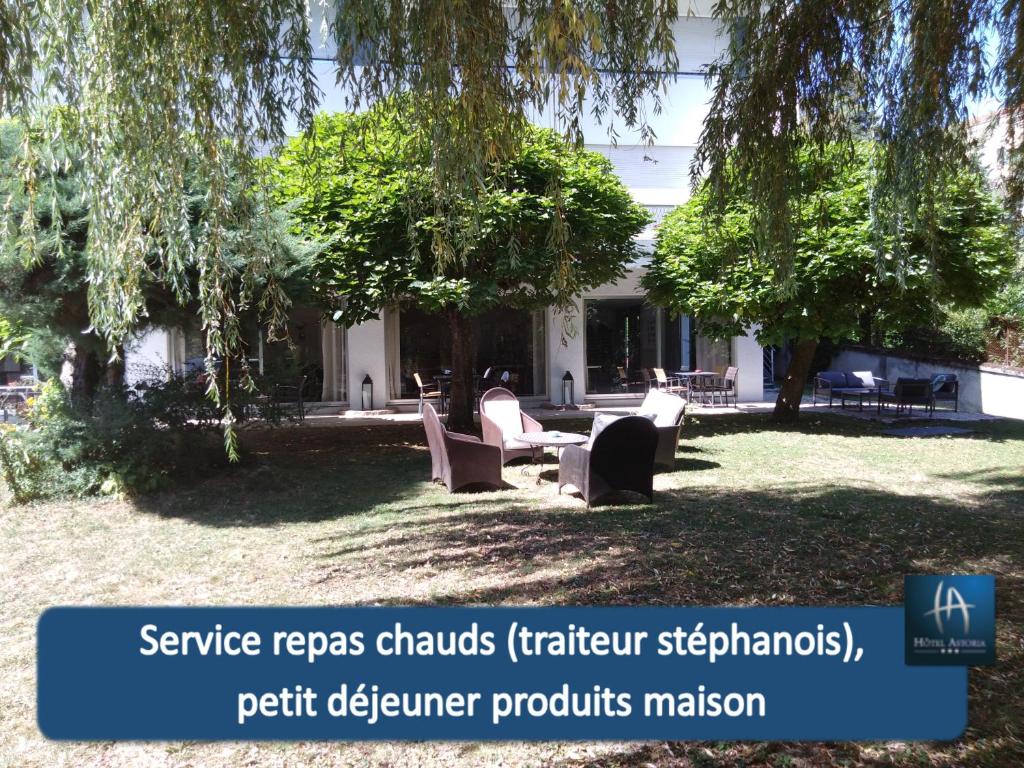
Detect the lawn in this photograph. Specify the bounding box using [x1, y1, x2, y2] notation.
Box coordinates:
[1, 411, 1022, 767]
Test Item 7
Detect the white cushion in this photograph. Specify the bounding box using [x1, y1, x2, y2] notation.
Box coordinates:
[640, 389, 686, 427]
[503, 437, 533, 450]
[484, 398, 523, 439]
[587, 412, 622, 448]
[852, 370, 875, 387]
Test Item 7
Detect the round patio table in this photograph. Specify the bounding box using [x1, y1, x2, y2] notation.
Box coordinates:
[671, 370, 718, 404]
[517, 430, 588, 485]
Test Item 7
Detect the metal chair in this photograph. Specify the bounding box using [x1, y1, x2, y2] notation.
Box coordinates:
[413, 372, 443, 415]
[273, 375, 307, 423]
[652, 368, 686, 395]
[878, 378, 934, 416]
[931, 374, 959, 412]
[706, 366, 738, 407]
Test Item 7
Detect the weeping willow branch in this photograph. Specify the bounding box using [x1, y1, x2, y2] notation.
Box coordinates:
[2, 1, 679, 452]
[696, 0, 1021, 283]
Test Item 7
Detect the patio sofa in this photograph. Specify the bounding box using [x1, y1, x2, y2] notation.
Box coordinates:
[595, 389, 686, 470]
[877, 378, 935, 416]
[813, 371, 889, 408]
[931, 373, 959, 412]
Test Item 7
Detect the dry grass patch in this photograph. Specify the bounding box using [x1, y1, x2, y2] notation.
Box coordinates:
[2, 413, 1022, 767]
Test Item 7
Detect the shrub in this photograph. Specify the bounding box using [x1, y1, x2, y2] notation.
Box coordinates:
[0, 375, 235, 503]
[938, 307, 991, 360]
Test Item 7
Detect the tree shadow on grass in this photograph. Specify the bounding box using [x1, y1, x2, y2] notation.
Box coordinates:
[310, 480, 1022, 767]
[134, 423, 444, 526]
[685, 410, 1024, 444]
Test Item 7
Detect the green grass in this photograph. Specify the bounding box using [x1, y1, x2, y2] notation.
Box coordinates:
[1, 412, 1022, 767]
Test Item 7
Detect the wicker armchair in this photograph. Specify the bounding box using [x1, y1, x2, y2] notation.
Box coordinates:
[558, 416, 658, 506]
[595, 389, 685, 470]
[422, 404, 502, 492]
[480, 387, 543, 465]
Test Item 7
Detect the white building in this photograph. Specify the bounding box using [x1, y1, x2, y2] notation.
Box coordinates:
[128, 5, 765, 410]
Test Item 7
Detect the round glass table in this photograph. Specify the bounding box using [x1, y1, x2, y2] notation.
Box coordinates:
[517, 430, 588, 485]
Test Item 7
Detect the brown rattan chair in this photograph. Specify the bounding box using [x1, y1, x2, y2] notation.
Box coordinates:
[479, 386, 543, 465]
[422, 404, 503, 491]
[558, 415, 658, 506]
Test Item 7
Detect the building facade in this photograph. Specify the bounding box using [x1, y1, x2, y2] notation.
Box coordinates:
[126, 5, 766, 409]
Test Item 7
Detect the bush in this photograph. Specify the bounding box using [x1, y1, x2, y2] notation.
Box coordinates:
[0, 375, 236, 503]
[938, 307, 991, 360]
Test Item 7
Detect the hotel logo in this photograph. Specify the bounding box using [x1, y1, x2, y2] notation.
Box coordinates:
[905, 575, 995, 666]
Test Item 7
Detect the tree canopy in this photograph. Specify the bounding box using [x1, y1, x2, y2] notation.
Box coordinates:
[275, 107, 650, 429]
[1, 1, 678, 372]
[645, 142, 1014, 421]
[0, 119, 314, 450]
[7, 1, 1024, 417]
[696, 0, 1024, 280]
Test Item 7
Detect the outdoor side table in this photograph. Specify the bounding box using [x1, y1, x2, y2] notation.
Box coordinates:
[838, 387, 876, 411]
[516, 430, 588, 485]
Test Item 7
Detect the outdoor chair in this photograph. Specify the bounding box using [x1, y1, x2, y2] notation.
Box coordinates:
[705, 366, 739, 407]
[474, 367, 496, 410]
[652, 368, 687, 396]
[558, 415, 658, 506]
[931, 373, 959, 412]
[413, 372, 443, 415]
[272, 375, 307, 423]
[479, 386, 543, 465]
[615, 366, 631, 392]
[877, 378, 934, 416]
[640, 368, 654, 393]
[595, 389, 686, 470]
[421, 403, 503, 492]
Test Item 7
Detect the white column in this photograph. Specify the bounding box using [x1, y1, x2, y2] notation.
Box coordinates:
[346, 313, 388, 409]
[732, 325, 765, 402]
[547, 299, 587, 404]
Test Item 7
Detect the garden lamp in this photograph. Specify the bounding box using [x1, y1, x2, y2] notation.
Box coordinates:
[361, 374, 373, 411]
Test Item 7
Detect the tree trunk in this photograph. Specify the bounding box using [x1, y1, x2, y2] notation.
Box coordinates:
[59, 339, 103, 407]
[445, 308, 476, 434]
[773, 338, 818, 423]
[106, 344, 126, 389]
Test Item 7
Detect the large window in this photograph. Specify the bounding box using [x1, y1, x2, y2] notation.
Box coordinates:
[395, 307, 546, 398]
[694, 321, 732, 374]
[585, 300, 732, 394]
[584, 298, 659, 393]
[169, 307, 346, 403]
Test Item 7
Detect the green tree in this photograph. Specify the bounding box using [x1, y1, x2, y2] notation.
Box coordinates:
[645, 143, 1013, 422]
[0, 120, 314, 444]
[275, 109, 650, 432]
[2, 1, 677, 376]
